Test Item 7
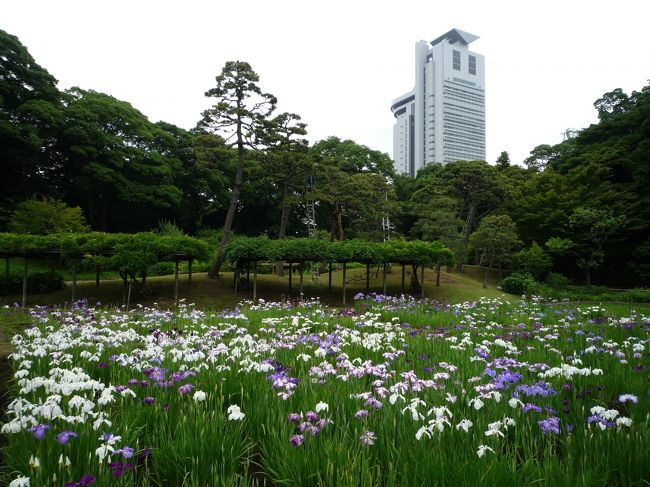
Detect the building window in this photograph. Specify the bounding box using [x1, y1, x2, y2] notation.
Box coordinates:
[469, 55, 476, 75]
[453, 50, 461, 70]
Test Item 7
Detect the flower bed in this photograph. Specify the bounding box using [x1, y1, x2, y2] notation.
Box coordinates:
[1, 297, 649, 486]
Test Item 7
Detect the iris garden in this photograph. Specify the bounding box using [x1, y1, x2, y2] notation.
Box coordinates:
[1, 295, 648, 486]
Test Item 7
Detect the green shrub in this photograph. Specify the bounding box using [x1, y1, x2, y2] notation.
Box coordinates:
[8, 197, 89, 235]
[545, 272, 570, 288]
[499, 272, 537, 296]
[147, 262, 177, 276]
[518, 242, 552, 281]
[0, 270, 65, 295]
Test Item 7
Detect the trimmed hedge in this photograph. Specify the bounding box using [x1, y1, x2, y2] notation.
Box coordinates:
[0, 271, 66, 295]
[0, 232, 210, 281]
[223, 237, 455, 267]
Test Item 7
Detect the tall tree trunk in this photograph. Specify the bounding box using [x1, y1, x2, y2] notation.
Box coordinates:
[100, 196, 108, 232]
[483, 256, 494, 289]
[458, 202, 476, 272]
[209, 112, 244, 278]
[436, 262, 441, 287]
[585, 269, 591, 287]
[275, 183, 290, 276]
[336, 204, 344, 241]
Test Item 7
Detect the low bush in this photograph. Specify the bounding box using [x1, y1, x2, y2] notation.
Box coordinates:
[0, 270, 66, 295]
[545, 272, 570, 288]
[499, 272, 537, 296]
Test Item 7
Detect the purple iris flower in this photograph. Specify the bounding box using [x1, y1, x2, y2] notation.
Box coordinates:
[474, 347, 490, 360]
[289, 434, 304, 446]
[177, 384, 193, 396]
[355, 409, 369, 420]
[56, 430, 79, 445]
[114, 446, 135, 459]
[64, 475, 95, 487]
[143, 396, 155, 405]
[108, 461, 133, 478]
[538, 417, 561, 435]
[287, 413, 301, 422]
[305, 411, 319, 422]
[523, 403, 542, 413]
[28, 423, 51, 440]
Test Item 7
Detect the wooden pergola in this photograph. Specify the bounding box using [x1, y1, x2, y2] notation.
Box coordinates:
[1, 250, 195, 307]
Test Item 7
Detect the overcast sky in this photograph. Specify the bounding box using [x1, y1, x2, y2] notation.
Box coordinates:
[4, 0, 649, 166]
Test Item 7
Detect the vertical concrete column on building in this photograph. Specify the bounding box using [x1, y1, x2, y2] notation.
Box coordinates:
[413, 41, 429, 171]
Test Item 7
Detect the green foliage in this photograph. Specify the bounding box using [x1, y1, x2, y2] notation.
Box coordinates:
[546, 207, 625, 285]
[57, 89, 185, 231]
[8, 197, 89, 235]
[512, 83, 650, 285]
[495, 150, 511, 168]
[155, 220, 186, 237]
[275, 238, 332, 263]
[518, 242, 552, 281]
[0, 29, 62, 218]
[545, 272, 570, 288]
[222, 237, 454, 267]
[199, 60, 277, 276]
[311, 136, 395, 178]
[470, 215, 520, 268]
[0, 270, 65, 295]
[499, 272, 537, 296]
[223, 236, 275, 266]
[534, 284, 650, 303]
[0, 232, 209, 291]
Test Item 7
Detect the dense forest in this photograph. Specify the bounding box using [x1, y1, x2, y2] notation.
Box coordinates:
[1, 29, 649, 286]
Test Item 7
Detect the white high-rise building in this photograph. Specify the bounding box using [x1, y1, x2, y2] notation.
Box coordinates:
[391, 28, 485, 176]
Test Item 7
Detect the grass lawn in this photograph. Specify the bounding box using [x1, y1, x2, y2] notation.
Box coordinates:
[0, 265, 513, 311]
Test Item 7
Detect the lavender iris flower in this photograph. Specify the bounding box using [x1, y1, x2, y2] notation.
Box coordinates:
[538, 417, 561, 435]
[28, 424, 51, 440]
[287, 413, 301, 422]
[56, 431, 79, 445]
[289, 434, 304, 446]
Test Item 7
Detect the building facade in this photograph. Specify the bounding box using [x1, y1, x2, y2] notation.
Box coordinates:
[391, 28, 485, 176]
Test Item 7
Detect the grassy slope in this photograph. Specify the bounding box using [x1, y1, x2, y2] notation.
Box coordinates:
[0, 266, 511, 311]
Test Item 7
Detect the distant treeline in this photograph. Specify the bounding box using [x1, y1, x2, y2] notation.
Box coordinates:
[1, 29, 649, 286]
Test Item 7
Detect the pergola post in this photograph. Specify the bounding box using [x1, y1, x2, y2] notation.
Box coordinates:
[188, 260, 193, 284]
[174, 260, 179, 304]
[421, 264, 425, 299]
[366, 263, 370, 294]
[253, 260, 258, 301]
[299, 263, 304, 297]
[234, 264, 238, 295]
[328, 262, 332, 292]
[289, 262, 292, 292]
[342, 262, 347, 306]
[436, 263, 441, 287]
[22, 256, 28, 308]
[382, 262, 387, 295]
[71, 260, 77, 302]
